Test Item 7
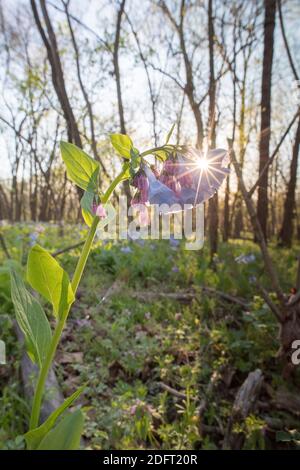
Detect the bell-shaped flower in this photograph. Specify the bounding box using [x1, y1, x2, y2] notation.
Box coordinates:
[132, 170, 149, 205]
[142, 147, 229, 212]
[92, 202, 107, 218]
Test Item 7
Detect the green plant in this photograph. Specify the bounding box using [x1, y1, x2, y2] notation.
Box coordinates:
[9, 137, 131, 449]
[9, 130, 192, 450]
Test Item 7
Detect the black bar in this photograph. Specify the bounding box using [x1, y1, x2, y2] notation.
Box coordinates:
[0, 450, 299, 466]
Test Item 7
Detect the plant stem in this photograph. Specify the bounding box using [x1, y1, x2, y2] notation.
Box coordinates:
[71, 216, 99, 293]
[29, 317, 65, 430]
[29, 168, 130, 431]
[29, 216, 100, 430]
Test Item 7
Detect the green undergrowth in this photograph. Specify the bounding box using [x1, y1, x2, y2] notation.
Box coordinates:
[1, 223, 300, 449]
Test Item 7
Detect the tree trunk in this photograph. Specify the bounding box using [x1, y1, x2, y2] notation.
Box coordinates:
[114, 0, 127, 136]
[208, 0, 218, 260]
[233, 82, 247, 238]
[113, 0, 131, 201]
[256, 0, 276, 240]
[64, 2, 110, 181]
[31, 0, 83, 203]
[223, 170, 231, 241]
[278, 116, 300, 247]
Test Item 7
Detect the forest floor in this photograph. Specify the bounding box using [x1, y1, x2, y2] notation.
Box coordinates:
[1, 223, 300, 450]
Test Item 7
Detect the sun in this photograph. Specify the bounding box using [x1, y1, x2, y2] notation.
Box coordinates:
[197, 158, 209, 171]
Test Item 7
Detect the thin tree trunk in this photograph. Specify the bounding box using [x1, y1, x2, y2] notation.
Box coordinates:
[207, 0, 218, 259]
[160, 0, 204, 149]
[223, 17, 238, 242]
[233, 80, 247, 238]
[125, 13, 158, 145]
[256, 0, 276, 240]
[31, 0, 83, 204]
[114, 0, 126, 135]
[113, 0, 131, 200]
[64, 2, 110, 181]
[278, 117, 300, 247]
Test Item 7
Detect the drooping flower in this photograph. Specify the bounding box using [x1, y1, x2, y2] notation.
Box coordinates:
[132, 170, 149, 204]
[159, 173, 181, 195]
[163, 158, 177, 175]
[129, 170, 150, 226]
[143, 147, 229, 212]
[92, 202, 107, 218]
[128, 146, 229, 218]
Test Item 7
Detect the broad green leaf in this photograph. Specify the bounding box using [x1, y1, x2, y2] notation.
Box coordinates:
[80, 190, 94, 215]
[25, 386, 85, 450]
[10, 270, 52, 368]
[80, 191, 95, 226]
[60, 141, 99, 192]
[27, 245, 74, 318]
[165, 123, 176, 144]
[37, 409, 84, 450]
[81, 208, 94, 227]
[110, 134, 133, 159]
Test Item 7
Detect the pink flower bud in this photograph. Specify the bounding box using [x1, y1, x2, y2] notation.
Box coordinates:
[93, 203, 106, 218]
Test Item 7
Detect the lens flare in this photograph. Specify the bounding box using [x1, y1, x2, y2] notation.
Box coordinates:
[197, 158, 209, 170]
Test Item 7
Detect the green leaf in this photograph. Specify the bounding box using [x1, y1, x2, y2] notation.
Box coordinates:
[165, 123, 176, 144]
[10, 270, 52, 368]
[60, 141, 99, 192]
[80, 190, 94, 215]
[36, 409, 84, 450]
[80, 191, 95, 227]
[27, 245, 74, 318]
[81, 208, 94, 227]
[110, 134, 133, 159]
[25, 386, 85, 450]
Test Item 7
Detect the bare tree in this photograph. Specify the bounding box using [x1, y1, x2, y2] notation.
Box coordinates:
[278, 117, 300, 246]
[207, 0, 218, 259]
[256, 0, 276, 240]
[63, 0, 110, 181]
[159, 0, 204, 149]
[113, 0, 131, 200]
[114, 0, 127, 135]
[277, 0, 300, 247]
[31, 0, 82, 148]
[125, 11, 158, 145]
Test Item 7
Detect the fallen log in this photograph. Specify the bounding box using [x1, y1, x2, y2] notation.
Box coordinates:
[223, 369, 264, 449]
[131, 287, 249, 308]
[273, 388, 300, 417]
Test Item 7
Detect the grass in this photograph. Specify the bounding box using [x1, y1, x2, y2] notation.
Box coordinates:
[0, 223, 300, 449]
